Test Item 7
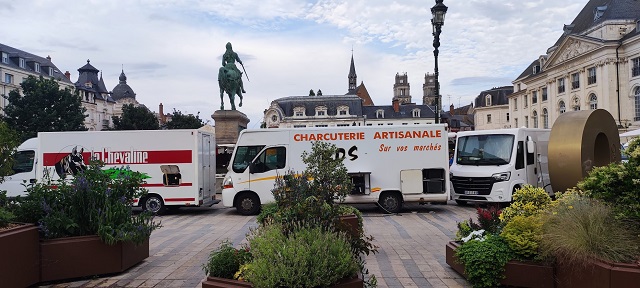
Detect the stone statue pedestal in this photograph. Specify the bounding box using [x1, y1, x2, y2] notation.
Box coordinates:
[212, 110, 250, 145]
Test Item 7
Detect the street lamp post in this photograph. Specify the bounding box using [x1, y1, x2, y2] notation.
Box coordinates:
[431, 0, 447, 124]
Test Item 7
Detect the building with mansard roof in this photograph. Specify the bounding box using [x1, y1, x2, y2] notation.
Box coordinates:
[0, 43, 74, 114]
[509, 0, 640, 131]
[473, 86, 513, 130]
[74, 60, 140, 130]
[263, 53, 438, 128]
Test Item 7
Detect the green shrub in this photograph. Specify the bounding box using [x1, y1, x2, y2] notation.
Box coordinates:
[203, 240, 252, 279]
[500, 215, 542, 259]
[14, 161, 161, 244]
[578, 139, 640, 221]
[455, 234, 514, 288]
[245, 223, 359, 288]
[0, 191, 14, 227]
[256, 202, 278, 225]
[540, 195, 640, 265]
[500, 185, 551, 223]
[455, 220, 475, 241]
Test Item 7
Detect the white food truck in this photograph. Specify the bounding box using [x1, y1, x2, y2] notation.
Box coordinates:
[0, 129, 217, 214]
[449, 128, 551, 204]
[221, 125, 450, 215]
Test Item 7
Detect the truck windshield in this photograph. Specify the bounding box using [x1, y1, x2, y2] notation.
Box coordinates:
[456, 134, 514, 166]
[232, 145, 265, 173]
[11, 150, 35, 174]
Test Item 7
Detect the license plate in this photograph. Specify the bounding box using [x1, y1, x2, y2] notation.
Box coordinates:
[464, 191, 479, 195]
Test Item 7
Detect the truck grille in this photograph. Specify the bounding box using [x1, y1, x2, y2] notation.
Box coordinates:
[451, 176, 494, 195]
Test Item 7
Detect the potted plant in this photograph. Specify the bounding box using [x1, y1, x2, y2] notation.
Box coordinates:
[13, 161, 161, 283]
[202, 141, 377, 288]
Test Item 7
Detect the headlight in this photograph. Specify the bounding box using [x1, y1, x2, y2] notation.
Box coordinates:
[491, 172, 510, 182]
[222, 175, 233, 189]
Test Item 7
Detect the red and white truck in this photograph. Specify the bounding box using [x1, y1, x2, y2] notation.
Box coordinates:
[0, 129, 217, 214]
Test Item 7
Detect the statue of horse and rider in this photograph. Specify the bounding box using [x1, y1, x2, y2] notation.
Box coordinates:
[218, 42, 248, 111]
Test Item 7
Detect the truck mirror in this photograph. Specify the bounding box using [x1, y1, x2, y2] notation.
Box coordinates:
[527, 140, 535, 154]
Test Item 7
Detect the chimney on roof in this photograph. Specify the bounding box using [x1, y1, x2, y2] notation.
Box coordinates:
[392, 99, 400, 113]
[46, 55, 51, 61]
[159, 103, 165, 124]
[64, 71, 70, 80]
[450, 104, 455, 115]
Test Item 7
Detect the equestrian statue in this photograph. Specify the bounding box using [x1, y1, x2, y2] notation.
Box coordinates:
[218, 42, 248, 110]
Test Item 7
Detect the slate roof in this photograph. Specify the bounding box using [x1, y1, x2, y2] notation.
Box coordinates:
[474, 86, 513, 108]
[362, 103, 435, 120]
[0, 43, 73, 84]
[75, 59, 115, 103]
[273, 94, 364, 117]
[111, 70, 136, 101]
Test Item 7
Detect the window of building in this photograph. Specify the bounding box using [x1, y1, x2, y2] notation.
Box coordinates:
[525, 116, 529, 128]
[635, 87, 640, 121]
[4, 73, 13, 84]
[293, 125, 306, 128]
[558, 78, 565, 93]
[293, 107, 305, 117]
[588, 67, 596, 85]
[506, 112, 510, 121]
[402, 123, 408, 125]
[1, 52, 7, 64]
[48, 67, 54, 76]
[377, 123, 383, 126]
[514, 118, 518, 127]
[543, 108, 549, 129]
[514, 98, 518, 111]
[19, 58, 25, 68]
[532, 110, 538, 128]
[34, 63, 40, 73]
[542, 87, 548, 102]
[487, 114, 492, 123]
[412, 109, 420, 117]
[315, 124, 328, 127]
[589, 94, 597, 110]
[337, 124, 350, 127]
[271, 115, 278, 122]
[532, 91, 537, 104]
[295, 111, 303, 117]
[632, 57, 640, 77]
[572, 96, 580, 111]
[315, 106, 327, 117]
[571, 72, 580, 89]
[337, 105, 349, 116]
[376, 109, 384, 119]
[485, 94, 491, 106]
[559, 100, 566, 114]
[524, 95, 528, 107]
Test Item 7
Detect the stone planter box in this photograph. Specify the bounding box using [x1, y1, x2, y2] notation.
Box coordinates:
[446, 241, 554, 288]
[202, 275, 363, 288]
[555, 257, 640, 288]
[0, 223, 40, 288]
[40, 235, 149, 282]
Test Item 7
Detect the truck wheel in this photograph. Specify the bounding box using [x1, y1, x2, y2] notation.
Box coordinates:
[455, 200, 467, 206]
[378, 193, 402, 213]
[143, 195, 166, 215]
[236, 193, 260, 215]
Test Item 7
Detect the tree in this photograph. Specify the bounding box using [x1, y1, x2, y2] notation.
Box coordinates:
[0, 121, 20, 183]
[165, 109, 205, 129]
[309, 89, 315, 96]
[2, 75, 87, 141]
[112, 104, 159, 130]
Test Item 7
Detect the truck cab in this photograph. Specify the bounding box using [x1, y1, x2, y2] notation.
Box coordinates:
[450, 128, 551, 204]
[0, 138, 38, 198]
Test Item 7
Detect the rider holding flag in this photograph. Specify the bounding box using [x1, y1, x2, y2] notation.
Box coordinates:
[222, 42, 247, 93]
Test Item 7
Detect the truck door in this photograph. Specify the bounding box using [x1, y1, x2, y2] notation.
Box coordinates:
[525, 139, 538, 187]
[0, 150, 37, 198]
[201, 133, 213, 202]
[249, 146, 287, 193]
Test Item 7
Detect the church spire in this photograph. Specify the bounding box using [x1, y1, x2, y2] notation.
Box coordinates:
[347, 51, 357, 94]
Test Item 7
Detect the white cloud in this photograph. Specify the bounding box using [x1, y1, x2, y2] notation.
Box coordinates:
[0, 0, 587, 126]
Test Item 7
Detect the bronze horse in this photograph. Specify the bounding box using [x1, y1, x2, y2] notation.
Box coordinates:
[218, 64, 243, 110]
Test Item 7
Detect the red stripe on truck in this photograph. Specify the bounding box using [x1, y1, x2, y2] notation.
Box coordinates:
[43, 150, 192, 166]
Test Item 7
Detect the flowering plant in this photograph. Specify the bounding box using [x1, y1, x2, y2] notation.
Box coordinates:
[13, 161, 160, 245]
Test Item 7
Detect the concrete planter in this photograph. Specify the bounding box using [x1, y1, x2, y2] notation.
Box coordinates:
[40, 235, 149, 282]
[446, 241, 554, 288]
[0, 223, 40, 288]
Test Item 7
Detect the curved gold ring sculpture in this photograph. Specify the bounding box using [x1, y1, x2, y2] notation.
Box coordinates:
[548, 109, 621, 193]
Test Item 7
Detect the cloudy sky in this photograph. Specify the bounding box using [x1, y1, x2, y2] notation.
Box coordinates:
[1, 0, 588, 127]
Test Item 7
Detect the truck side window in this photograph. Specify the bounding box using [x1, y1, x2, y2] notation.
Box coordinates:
[515, 141, 524, 170]
[526, 144, 535, 165]
[11, 150, 36, 175]
[253, 147, 286, 173]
